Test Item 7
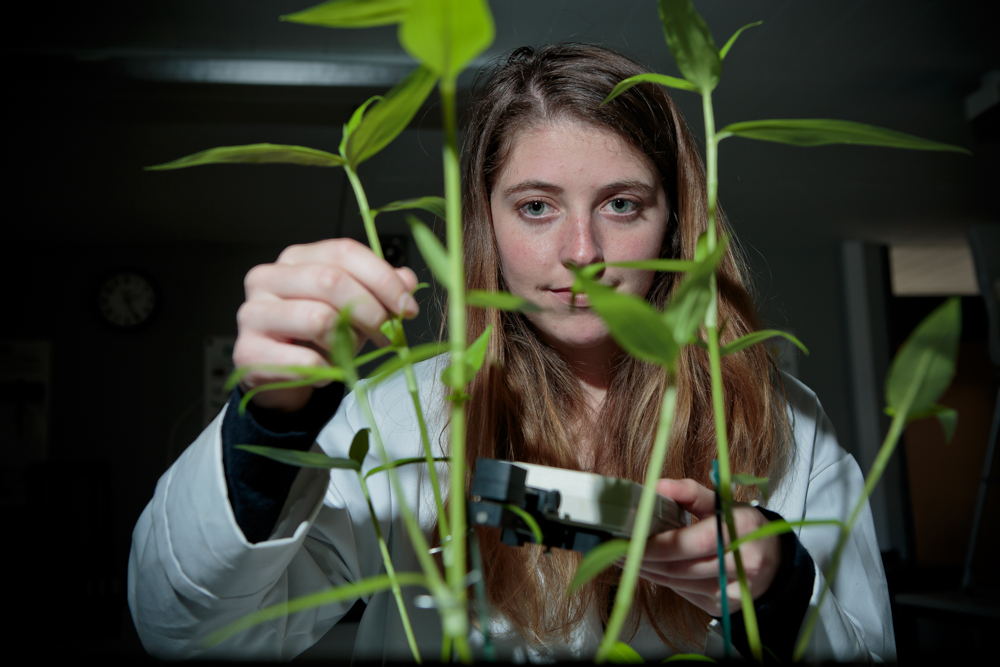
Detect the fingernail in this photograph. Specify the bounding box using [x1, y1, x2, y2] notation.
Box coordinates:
[398, 293, 418, 318]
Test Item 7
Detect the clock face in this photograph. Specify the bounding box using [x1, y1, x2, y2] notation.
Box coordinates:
[98, 271, 157, 328]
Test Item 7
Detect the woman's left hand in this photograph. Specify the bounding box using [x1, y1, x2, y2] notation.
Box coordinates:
[638, 478, 782, 617]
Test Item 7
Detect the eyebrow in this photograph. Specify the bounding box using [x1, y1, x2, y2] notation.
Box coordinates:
[499, 179, 656, 199]
[499, 180, 561, 199]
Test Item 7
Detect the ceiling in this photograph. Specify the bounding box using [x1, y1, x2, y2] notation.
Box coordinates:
[9, 0, 998, 246]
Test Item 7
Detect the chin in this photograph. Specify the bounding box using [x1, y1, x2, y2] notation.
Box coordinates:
[529, 315, 613, 351]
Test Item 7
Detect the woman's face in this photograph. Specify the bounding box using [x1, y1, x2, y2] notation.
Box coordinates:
[490, 120, 671, 356]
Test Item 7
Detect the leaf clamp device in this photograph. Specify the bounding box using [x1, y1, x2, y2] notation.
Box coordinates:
[469, 458, 690, 554]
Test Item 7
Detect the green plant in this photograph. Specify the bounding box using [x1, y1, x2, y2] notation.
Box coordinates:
[149, 0, 966, 663]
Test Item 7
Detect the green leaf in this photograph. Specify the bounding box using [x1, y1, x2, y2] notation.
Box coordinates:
[602, 72, 697, 106]
[662, 236, 728, 346]
[885, 298, 962, 417]
[349, 429, 370, 465]
[732, 474, 770, 501]
[440, 325, 493, 390]
[235, 367, 348, 413]
[663, 654, 716, 663]
[467, 290, 542, 312]
[364, 456, 450, 480]
[888, 403, 959, 443]
[720, 329, 809, 358]
[235, 445, 360, 471]
[656, 0, 721, 93]
[373, 195, 446, 219]
[466, 324, 493, 375]
[146, 144, 346, 170]
[367, 341, 449, 387]
[570, 269, 678, 368]
[340, 95, 382, 155]
[205, 572, 426, 646]
[379, 317, 406, 347]
[345, 65, 438, 167]
[354, 344, 396, 367]
[727, 519, 844, 552]
[399, 0, 494, 80]
[718, 21, 762, 60]
[606, 641, 644, 664]
[502, 504, 544, 546]
[224, 364, 345, 393]
[281, 0, 412, 27]
[926, 404, 958, 443]
[605, 259, 698, 273]
[567, 538, 629, 594]
[331, 305, 360, 387]
[717, 119, 971, 154]
[406, 215, 451, 289]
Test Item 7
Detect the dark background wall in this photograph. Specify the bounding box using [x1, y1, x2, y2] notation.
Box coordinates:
[3, 0, 997, 658]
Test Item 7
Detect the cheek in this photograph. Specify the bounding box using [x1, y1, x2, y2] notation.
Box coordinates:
[492, 214, 545, 288]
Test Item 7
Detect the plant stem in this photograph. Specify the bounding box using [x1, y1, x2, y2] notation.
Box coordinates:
[702, 93, 719, 251]
[402, 354, 451, 542]
[597, 384, 678, 662]
[346, 166, 383, 260]
[708, 324, 762, 661]
[353, 385, 453, 619]
[358, 472, 422, 662]
[702, 90, 763, 662]
[440, 75, 471, 660]
[345, 167, 450, 543]
[792, 350, 930, 660]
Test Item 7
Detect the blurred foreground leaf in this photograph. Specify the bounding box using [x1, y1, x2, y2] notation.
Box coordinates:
[885, 297, 962, 416]
[567, 539, 629, 594]
[206, 572, 427, 646]
[346, 65, 438, 167]
[282, 0, 412, 27]
[657, 0, 721, 93]
[374, 196, 446, 219]
[467, 290, 541, 312]
[718, 119, 970, 154]
[407, 215, 451, 289]
[146, 144, 346, 170]
[235, 445, 359, 470]
[399, 0, 494, 80]
[606, 641, 644, 664]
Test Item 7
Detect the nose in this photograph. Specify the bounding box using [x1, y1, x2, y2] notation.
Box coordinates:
[559, 213, 604, 274]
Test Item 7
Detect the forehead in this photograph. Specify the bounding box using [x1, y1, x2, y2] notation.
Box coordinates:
[492, 120, 660, 192]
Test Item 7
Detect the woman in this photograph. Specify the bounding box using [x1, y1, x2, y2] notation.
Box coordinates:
[128, 44, 894, 662]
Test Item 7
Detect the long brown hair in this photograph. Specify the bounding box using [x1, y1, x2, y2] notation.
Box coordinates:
[455, 43, 790, 649]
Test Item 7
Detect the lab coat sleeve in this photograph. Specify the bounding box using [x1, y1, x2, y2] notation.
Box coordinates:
[128, 389, 380, 661]
[774, 377, 897, 663]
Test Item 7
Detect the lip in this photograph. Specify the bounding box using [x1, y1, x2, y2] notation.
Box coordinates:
[548, 288, 591, 308]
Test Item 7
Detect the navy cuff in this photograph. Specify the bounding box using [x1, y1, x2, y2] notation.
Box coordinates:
[720, 507, 816, 663]
[220, 383, 345, 543]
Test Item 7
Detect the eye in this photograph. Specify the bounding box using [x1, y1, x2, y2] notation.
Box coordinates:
[520, 200, 552, 217]
[606, 198, 638, 215]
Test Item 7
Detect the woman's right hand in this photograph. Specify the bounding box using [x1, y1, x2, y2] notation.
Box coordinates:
[233, 238, 420, 413]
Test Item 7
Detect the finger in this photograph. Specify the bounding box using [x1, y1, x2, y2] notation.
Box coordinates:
[244, 263, 399, 347]
[657, 478, 716, 519]
[637, 568, 744, 600]
[643, 514, 721, 563]
[237, 293, 389, 351]
[641, 553, 734, 580]
[275, 240, 419, 318]
[233, 332, 331, 386]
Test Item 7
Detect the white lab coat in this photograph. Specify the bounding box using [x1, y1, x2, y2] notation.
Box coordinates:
[128, 358, 895, 662]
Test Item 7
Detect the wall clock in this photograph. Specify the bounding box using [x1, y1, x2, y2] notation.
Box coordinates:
[97, 270, 158, 329]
